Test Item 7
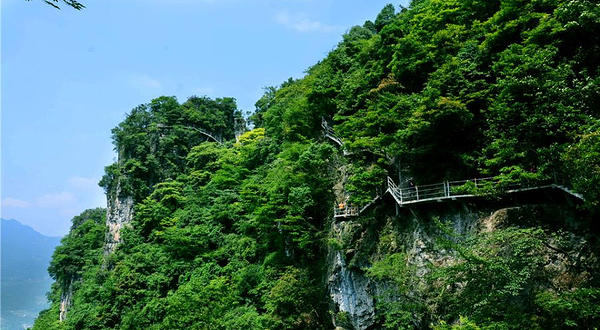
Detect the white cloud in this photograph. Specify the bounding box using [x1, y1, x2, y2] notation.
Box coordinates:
[1, 197, 29, 208]
[68, 176, 99, 191]
[275, 12, 337, 33]
[130, 74, 162, 89]
[37, 191, 76, 207]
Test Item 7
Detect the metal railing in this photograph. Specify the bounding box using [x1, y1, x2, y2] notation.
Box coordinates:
[386, 176, 509, 205]
[322, 118, 343, 147]
[334, 204, 359, 218]
[334, 176, 583, 218]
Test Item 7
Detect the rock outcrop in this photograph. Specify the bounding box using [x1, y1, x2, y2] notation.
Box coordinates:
[329, 221, 376, 330]
[327, 196, 593, 329]
[59, 281, 74, 322]
[104, 182, 134, 256]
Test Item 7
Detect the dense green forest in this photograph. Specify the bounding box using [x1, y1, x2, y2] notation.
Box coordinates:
[33, 0, 600, 329]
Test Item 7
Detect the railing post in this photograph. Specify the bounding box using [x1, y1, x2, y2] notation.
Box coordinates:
[416, 186, 419, 201]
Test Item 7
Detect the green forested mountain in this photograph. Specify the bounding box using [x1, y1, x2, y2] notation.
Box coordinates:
[33, 1, 600, 329]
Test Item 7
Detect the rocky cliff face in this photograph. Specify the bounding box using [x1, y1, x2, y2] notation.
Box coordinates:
[327, 198, 595, 329]
[58, 184, 133, 321]
[104, 182, 134, 256]
[58, 173, 134, 322]
[59, 280, 74, 322]
[329, 221, 376, 330]
[327, 205, 478, 330]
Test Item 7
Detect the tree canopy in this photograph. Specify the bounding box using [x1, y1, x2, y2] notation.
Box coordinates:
[33, 1, 600, 329]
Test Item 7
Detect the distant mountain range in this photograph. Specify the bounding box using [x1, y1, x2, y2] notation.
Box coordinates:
[1, 219, 61, 330]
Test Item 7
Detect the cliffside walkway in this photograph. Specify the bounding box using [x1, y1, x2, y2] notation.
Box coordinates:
[334, 176, 583, 218]
[386, 176, 494, 206]
[334, 195, 381, 218]
[322, 118, 343, 147]
[385, 176, 583, 207]
[324, 118, 583, 217]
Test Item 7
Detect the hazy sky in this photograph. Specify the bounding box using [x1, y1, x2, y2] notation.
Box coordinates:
[2, 0, 407, 237]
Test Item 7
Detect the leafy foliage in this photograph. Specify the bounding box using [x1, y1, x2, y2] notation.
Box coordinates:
[366, 252, 421, 329]
[563, 130, 600, 212]
[47, 208, 106, 287]
[34, 0, 600, 329]
[25, 0, 85, 10]
[429, 226, 548, 328]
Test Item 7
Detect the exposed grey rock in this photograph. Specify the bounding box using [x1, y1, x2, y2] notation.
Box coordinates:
[59, 280, 74, 322]
[328, 221, 375, 330]
[104, 182, 134, 256]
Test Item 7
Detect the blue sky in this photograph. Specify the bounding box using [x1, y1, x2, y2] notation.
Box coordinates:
[2, 0, 407, 237]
